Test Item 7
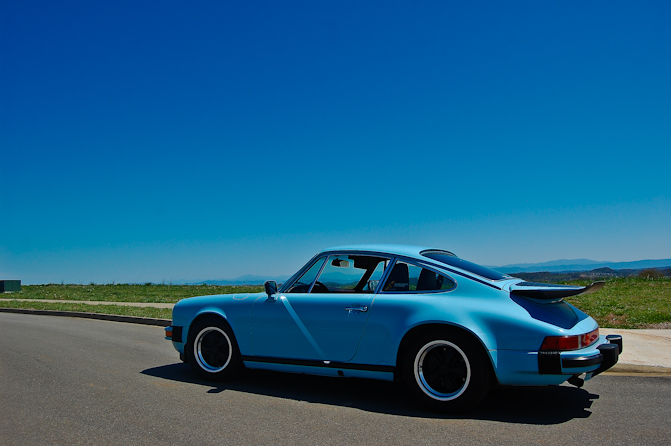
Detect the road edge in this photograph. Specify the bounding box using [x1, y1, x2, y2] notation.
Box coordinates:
[0, 307, 170, 326]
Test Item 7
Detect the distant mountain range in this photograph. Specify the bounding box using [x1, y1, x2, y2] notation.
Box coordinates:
[490, 259, 671, 274]
[173, 274, 292, 286]
[173, 258, 671, 285]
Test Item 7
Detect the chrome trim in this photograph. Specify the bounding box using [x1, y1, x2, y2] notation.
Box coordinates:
[345, 306, 369, 313]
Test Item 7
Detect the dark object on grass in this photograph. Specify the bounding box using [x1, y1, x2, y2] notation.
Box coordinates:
[0, 280, 21, 293]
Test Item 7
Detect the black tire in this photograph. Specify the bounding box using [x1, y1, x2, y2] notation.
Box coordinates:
[402, 330, 491, 412]
[186, 316, 243, 380]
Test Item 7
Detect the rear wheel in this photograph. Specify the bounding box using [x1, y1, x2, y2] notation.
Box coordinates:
[403, 331, 491, 412]
[187, 316, 243, 380]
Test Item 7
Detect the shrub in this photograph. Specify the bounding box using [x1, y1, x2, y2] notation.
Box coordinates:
[638, 268, 665, 279]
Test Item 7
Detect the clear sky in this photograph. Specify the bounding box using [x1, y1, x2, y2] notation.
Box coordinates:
[1, 1, 670, 284]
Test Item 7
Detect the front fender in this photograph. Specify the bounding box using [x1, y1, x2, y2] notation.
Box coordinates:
[171, 293, 262, 356]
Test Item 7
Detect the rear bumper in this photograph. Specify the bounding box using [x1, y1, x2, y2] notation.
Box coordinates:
[539, 334, 622, 375]
[588, 336, 622, 377]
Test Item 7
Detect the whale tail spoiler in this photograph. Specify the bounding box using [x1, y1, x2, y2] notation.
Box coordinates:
[510, 281, 605, 301]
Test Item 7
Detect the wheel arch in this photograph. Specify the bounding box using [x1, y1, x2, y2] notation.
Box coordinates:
[184, 310, 234, 361]
[395, 323, 497, 384]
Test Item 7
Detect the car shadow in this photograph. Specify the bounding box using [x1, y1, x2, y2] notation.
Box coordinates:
[141, 363, 599, 424]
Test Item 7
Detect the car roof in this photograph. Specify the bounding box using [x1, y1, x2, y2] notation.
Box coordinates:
[320, 244, 453, 259]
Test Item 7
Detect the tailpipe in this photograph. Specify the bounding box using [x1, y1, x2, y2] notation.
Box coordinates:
[568, 375, 584, 388]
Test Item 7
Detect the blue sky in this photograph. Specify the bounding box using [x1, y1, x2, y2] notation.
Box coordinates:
[1, 1, 670, 284]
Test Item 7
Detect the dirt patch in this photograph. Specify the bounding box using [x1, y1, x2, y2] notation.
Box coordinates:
[641, 321, 671, 329]
[603, 313, 629, 327]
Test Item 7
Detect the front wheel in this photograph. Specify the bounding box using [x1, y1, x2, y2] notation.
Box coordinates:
[402, 331, 491, 412]
[186, 316, 243, 380]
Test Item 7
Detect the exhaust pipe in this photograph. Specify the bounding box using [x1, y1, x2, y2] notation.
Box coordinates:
[568, 375, 584, 388]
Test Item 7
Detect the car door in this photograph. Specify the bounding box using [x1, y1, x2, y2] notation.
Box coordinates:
[251, 254, 389, 362]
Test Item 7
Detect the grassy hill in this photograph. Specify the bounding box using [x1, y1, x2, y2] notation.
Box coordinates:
[1, 278, 669, 329]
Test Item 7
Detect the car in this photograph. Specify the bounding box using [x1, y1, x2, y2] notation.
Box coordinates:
[165, 244, 622, 411]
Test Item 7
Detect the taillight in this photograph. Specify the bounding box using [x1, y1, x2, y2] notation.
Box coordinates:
[540, 328, 599, 351]
[581, 328, 600, 347]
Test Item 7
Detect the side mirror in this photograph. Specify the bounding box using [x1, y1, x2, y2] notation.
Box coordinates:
[264, 281, 278, 299]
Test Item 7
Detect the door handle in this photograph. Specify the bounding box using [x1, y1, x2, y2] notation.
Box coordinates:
[345, 306, 368, 313]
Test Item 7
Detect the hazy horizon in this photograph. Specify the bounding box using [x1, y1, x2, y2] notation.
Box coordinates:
[8, 256, 671, 286]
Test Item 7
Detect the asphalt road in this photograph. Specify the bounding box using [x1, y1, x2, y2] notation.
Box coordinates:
[1, 313, 670, 445]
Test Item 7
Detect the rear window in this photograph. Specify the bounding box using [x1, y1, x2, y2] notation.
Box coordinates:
[421, 250, 510, 281]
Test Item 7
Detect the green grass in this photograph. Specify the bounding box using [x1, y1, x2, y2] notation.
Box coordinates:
[2, 279, 669, 328]
[3, 283, 264, 303]
[564, 277, 671, 329]
[0, 300, 172, 319]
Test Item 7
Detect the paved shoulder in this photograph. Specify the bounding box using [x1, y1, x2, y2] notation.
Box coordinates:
[601, 328, 671, 373]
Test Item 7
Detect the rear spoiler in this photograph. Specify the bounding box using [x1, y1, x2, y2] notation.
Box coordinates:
[510, 281, 605, 300]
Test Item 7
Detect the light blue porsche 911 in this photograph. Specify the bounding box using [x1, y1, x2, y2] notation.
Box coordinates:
[165, 245, 622, 411]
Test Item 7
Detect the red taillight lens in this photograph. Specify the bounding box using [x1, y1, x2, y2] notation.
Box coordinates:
[540, 335, 579, 350]
[581, 328, 600, 347]
[540, 328, 599, 351]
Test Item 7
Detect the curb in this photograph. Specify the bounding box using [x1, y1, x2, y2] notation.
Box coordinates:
[0, 307, 171, 327]
[604, 363, 671, 376]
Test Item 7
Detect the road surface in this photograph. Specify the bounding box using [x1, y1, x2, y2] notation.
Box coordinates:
[1, 313, 669, 445]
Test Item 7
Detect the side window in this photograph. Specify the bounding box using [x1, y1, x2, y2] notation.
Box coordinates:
[382, 260, 456, 293]
[417, 267, 456, 292]
[286, 257, 326, 293]
[312, 255, 390, 293]
[383, 261, 412, 291]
